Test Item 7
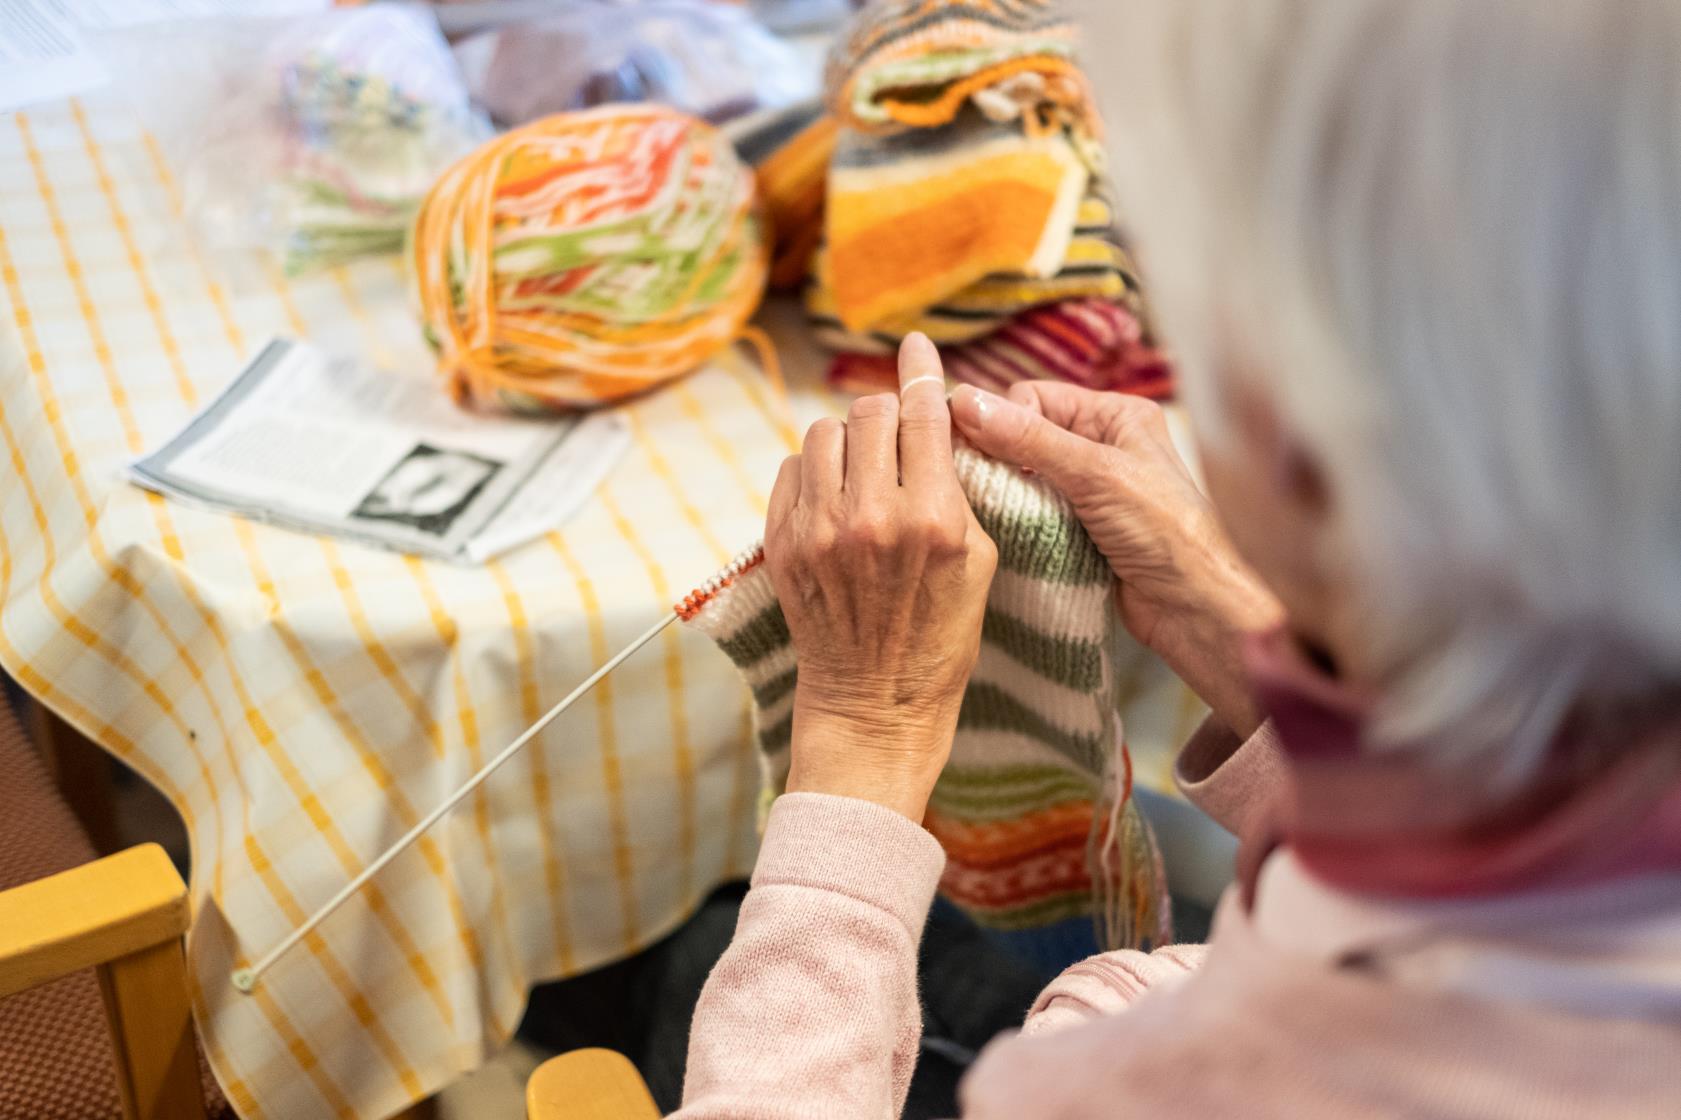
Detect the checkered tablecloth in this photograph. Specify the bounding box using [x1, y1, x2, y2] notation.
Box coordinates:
[0, 94, 1205, 1119]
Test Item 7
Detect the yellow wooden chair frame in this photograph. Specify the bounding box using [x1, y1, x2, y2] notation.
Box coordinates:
[0, 843, 204, 1120]
[527, 1048, 660, 1120]
[0, 839, 657, 1120]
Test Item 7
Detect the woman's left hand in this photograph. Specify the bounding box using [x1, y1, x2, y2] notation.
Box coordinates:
[765, 334, 997, 822]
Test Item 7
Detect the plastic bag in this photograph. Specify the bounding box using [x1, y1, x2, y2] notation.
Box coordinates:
[452, 0, 819, 128]
[99, 4, 488, 273]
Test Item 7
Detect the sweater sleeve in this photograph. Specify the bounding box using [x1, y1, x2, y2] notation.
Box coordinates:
[1017, 943, 1209, 1036]
[1174, 717, 1288, 837]
[675, 792, 947, 1120]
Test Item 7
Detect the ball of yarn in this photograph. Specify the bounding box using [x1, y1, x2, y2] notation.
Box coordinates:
[409, 104, 769, 410]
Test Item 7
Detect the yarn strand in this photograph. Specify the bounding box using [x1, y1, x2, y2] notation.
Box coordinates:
[735, 324, 801, 452]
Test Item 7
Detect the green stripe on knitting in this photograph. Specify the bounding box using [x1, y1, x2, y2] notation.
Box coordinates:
[930, 789, 1095, 822]
[717, 604, 791, 668]
[936, 762, 1101, 791]
[956, 891, 1094, 932]
[981, 610, 1104, 692]
[970, 501, 1109, 586]
[729, 604, 1102, 694]
[759, 710, 794, 752]
[751, 667, 798, 710]
[933, 776, 1094, 804]
[958, 682, 1104, 771]
[934, 763, 1099, 811]
[930, 774, 1098, 821]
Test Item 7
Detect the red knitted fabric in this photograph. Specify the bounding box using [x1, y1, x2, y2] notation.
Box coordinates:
[0, 696, 229, 1119]
[827, 299, 1176, 400]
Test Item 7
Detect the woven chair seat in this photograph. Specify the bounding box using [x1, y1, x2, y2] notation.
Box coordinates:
[0, 696, 230, 1120]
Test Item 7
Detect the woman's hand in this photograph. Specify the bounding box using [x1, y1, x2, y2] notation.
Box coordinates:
[766, 335, 997, 821]
[950, 382, 1281, 737]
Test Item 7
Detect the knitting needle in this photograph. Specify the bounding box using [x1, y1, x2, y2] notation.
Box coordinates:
[231, 541, 766, 994]
[232, 610, 677, 994]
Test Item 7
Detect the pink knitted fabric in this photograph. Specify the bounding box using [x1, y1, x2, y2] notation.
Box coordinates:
[827, 299, 1174, 399]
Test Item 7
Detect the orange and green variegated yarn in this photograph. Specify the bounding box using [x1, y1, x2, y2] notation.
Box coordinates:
[678, 447, 1173, 951]
[409, 104, 769, 412]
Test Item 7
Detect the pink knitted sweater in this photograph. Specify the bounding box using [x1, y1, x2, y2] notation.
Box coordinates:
[677, 667, 1681, 1117]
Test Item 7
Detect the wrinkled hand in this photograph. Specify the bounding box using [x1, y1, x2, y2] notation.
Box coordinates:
[766, 335, 997, 821]
[950, 382, 1281, 737]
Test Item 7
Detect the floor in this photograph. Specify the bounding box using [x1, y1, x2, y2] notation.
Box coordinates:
[435, 1038, 546, 1117]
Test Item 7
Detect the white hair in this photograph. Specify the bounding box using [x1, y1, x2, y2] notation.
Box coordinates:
[1080, 0, 1681, 776]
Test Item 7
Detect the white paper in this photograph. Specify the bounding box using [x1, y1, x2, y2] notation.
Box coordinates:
[77, 0, 328, 30]
[467, 413, 632, 562]
[131, 338, 628, 563]
[0, 0, 330, 112]
[0, 0, 104, 111]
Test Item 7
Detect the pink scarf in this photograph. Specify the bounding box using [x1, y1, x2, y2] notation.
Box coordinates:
[1242, 629, 1681, 900]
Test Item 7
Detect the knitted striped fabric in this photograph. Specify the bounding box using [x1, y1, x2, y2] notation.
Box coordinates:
[678, 448, 1172, 950]
[806, 189, 1145, 350]
[725, 102, 837, 291]
[820, 112, 1089, 331]
[826, 299, 1175, 399]
[825, 0, 1096, 136]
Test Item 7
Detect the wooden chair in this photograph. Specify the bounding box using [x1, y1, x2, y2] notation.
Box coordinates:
[2, 692, 653, 1120]
[0, 694, 462, 1120]
[0, 844, 210, 1120]
[526, 1049, 660, 1120]
[0, 685, 229, 1120]
[4, 851, 660, 1120]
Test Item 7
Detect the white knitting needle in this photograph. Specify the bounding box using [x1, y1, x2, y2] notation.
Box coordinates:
[229, 544, 772, 994]
[230, 610, 674, 993]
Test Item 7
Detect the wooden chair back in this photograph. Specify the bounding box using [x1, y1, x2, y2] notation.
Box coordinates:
[0, 843, 205, 1120]
[527, 1048, 660, 1120]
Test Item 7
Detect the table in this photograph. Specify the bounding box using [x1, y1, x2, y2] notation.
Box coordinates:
[0, 94, 1205, 1119]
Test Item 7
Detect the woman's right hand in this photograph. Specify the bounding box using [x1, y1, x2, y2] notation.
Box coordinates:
[766, 336, 997, 822]
[950, 382, 1282, 737]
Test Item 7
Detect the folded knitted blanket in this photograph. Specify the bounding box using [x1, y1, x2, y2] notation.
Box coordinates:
[727, 102, 838, 291]
[679, 447, 1172, 950]
[827, 299, 1175, 399]
[807, 188, 1146, 351]
[826, 0, 1096, 136]
[822, 113, 1089, 331]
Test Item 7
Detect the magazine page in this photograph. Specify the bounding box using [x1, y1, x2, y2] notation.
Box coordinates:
[130, 338, 628, 561]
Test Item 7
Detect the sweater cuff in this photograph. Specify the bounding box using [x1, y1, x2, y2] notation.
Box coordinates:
[754, 792, 947, 936]
[1174, 717, 1289, 838]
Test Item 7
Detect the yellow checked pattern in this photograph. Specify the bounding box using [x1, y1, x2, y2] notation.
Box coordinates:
[0, 97, 1204, 1118]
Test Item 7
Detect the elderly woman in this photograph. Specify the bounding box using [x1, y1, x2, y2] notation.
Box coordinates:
[674, 0, 1681, 1115]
